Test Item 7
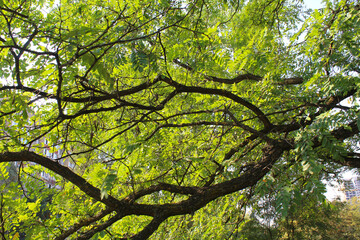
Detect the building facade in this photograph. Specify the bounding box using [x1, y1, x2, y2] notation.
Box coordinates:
[341, 177, 360, 201]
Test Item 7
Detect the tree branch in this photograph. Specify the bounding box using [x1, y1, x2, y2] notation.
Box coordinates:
[173, 59, 303, 85]
[55, 208, 114, 240]
[0, 151, 125, 210]
[159, 75, 272, 129]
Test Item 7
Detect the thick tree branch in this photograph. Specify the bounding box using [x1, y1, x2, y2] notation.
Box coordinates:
[341, 155, 360, 168]
[204, 74, 263, 84]
[127, 216, 168, 240]
[121, 140, 292, 218]
[330, 120, 359, 141]
[173, 58, 303, 85]
[0, 140, 292, 219]
[0, 6, 29, 18]
[0, 151, 125, 210]
[271, 88, 357, 134]
[126, 183, 203, 202]
[159, 75, 272, 129]
[0, 77, 160, 104]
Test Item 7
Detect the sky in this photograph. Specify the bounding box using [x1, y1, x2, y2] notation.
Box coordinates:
[304, 0, 325, 9]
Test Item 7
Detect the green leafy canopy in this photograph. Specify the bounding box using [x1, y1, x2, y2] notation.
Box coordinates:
[0, 0, 359, 239]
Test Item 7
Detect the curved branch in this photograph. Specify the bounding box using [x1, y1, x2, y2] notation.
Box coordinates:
[0, 6, 29, 18]
[0, 77, 160, 104]
[76, 213, 126, 240]
[55, 208, 114, 240]
[341, 155, 360, 168]
[311, 120, 360, 168]
[323, 153, 360, 169]
[271, 88, 357, 134]
[127, 182, 202, 202]
[127, 216, 168, 240]
[173, 59, 303, 85]
[204, 73, 262, 84]
[330, 120, 359, 141]
[0, 151, 125, 210]
[122, 140, 292, 217]
[0, 139, 292, 239]
[159, 76, 272, 129]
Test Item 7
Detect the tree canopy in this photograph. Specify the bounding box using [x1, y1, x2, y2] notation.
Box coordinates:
[0, 0, 359, 239]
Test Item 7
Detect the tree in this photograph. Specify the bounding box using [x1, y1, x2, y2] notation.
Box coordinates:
[0, 0, 359, 239]
[337, 197, 360, 239]
[237, 198, 360, 240]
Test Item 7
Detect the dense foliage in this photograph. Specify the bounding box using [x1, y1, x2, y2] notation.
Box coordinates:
[238, 198, 360, 240]
[0, 0, 359, 239]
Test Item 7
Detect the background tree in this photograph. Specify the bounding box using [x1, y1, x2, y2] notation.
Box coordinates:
[0, 0, 359, 239]
[337, 197, 360, 239]
[236, 198, 360, 240]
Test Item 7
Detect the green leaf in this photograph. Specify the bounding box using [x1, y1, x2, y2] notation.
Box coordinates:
[133, 168, 142, 174]
[100, 173, 117, 200]
[125, 143, 142, 154]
